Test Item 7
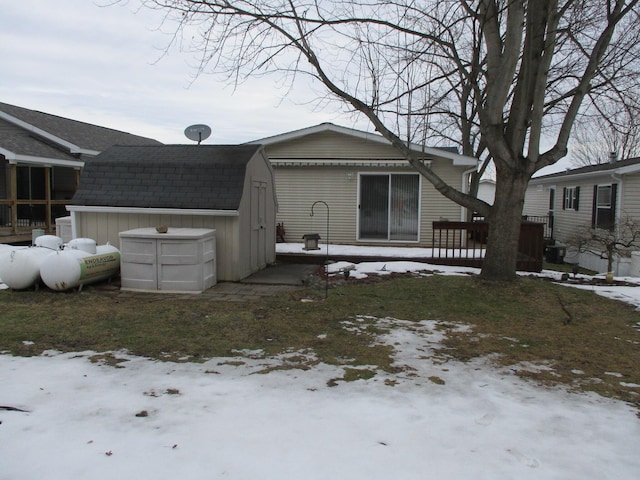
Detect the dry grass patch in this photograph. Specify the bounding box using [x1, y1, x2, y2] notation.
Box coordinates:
[1, 274, 639, 408]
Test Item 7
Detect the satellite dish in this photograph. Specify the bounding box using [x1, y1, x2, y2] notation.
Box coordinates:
[184, 124, 212, 144]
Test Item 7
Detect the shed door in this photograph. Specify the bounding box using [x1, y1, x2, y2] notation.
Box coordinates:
[251, 179, 268, 271]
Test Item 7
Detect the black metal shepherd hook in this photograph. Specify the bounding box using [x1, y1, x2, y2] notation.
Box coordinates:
[310, 201, 329, 298]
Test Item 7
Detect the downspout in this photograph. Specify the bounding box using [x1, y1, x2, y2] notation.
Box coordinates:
[461, 168, 477, 221]
[611, 171, 623, 275]
[611, 170, 623, 232]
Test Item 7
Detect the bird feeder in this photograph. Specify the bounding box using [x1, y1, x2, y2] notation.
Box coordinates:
[302, 233, 321, 251]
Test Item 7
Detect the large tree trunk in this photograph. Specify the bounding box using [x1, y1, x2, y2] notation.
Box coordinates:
[480, 171, 529, 281]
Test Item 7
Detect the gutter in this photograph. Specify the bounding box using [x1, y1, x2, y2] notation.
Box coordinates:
[66, 205, 240, 216]
[0, 149, 85, 168]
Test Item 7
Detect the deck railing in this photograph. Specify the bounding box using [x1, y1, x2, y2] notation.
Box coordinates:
[0, 200, 70, 235]
[432, 221, 544, 272]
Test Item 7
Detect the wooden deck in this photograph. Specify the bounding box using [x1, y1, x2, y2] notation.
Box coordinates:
[0, 231, 53, 245]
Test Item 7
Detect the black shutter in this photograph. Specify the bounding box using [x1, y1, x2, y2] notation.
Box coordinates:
[574, 186, 580, 211]
[591, 185, 598, 227]
[562, 187, 567, 210]
[610, 183, 618, 229]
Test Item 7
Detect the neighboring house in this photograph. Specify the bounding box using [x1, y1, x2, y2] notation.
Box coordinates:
[524, 157, 640, 275]
[476, 178, 495, 205]
[0, 102, 161, 238]
[250, 123, 478, 247]
[68, 144, 277, 281]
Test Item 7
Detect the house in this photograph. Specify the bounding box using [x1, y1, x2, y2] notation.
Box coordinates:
[476, 178, 495, 205]
[524, 157, 640, 275]
[250, 123, 478, 247]
[68, 144, 277, 282]
[0, 102, 161, 239]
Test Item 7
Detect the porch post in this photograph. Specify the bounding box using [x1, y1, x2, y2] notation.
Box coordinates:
[44, 165, 52, 231]
[9, 161, 17, 234]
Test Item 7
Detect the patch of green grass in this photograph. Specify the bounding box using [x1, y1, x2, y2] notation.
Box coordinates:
[1, 275, 639, 408]
[543, 261, 597, 275]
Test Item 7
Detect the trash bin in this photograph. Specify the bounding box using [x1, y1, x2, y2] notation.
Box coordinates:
[545, 244, 566, 264]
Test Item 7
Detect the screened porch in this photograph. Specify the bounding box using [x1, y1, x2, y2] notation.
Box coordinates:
[0, 161, 79, 240]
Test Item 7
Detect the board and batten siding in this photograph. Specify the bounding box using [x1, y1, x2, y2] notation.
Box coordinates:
[73, 211, 243, 281]
[71, 149, 276, 282]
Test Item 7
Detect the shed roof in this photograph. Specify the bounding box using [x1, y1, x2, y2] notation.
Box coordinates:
[71, 144, 263, 210]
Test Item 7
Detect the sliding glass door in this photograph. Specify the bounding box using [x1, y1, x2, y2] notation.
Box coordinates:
[358, 174, 420, 241]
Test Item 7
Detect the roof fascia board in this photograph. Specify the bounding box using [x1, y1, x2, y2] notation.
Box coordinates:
[66, 205, 240, 216]
[614, 164, 640, 175]
[0, 110, 97, 155]
[0, 148, 85, 168]
[251, 123, 477, 167]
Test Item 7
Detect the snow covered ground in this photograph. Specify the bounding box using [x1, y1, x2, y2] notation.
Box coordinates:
[1, 244, 640, 479]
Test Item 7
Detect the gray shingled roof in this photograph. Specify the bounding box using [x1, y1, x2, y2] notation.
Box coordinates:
[0, 102, 161, 157]
[533, 157, 640, 180]
[71, 144, 263, 210]
[0, 117, 80, 161]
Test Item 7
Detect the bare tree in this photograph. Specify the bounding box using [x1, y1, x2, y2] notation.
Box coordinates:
[568, 216, 640, 274]
[570, 99, 640, 166]
[134, 0, 640, 281]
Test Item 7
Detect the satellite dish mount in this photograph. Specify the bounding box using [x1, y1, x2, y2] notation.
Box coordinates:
[184, 124, 212, 145]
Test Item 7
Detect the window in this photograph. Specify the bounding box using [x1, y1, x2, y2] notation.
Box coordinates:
[358, 173, 420, 241]
[562, 186, 580, 210]
[592, 184, 617, 230]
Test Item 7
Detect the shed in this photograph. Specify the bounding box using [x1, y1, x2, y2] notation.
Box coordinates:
[68, 144, 277, 282]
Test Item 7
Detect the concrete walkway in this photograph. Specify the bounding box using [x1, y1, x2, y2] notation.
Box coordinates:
[102, 263, 319, 302]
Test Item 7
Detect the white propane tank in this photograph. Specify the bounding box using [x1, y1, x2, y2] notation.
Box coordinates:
[40, 244, 120, 291]
[0, 244, 14, 286]
[0, 246, 54, 289]
[66, 237, 97, 254]
[35, 235, 64, 250]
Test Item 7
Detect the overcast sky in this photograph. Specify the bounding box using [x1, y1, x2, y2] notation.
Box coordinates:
[0, 0, 369, 144]
[0, 1, 574, 175]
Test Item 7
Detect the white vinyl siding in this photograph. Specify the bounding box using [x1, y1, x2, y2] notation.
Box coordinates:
[266, 131, 405, 159]
[266, 129, 469, 247]
[622, 175, 640, 219]
[523, 185, 550, 217]
[525, 172, 638, 244]
[273, 162, 465, 247]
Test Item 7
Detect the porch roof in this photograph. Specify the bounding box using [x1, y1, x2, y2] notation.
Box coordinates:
[0, 101, 161, 166]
